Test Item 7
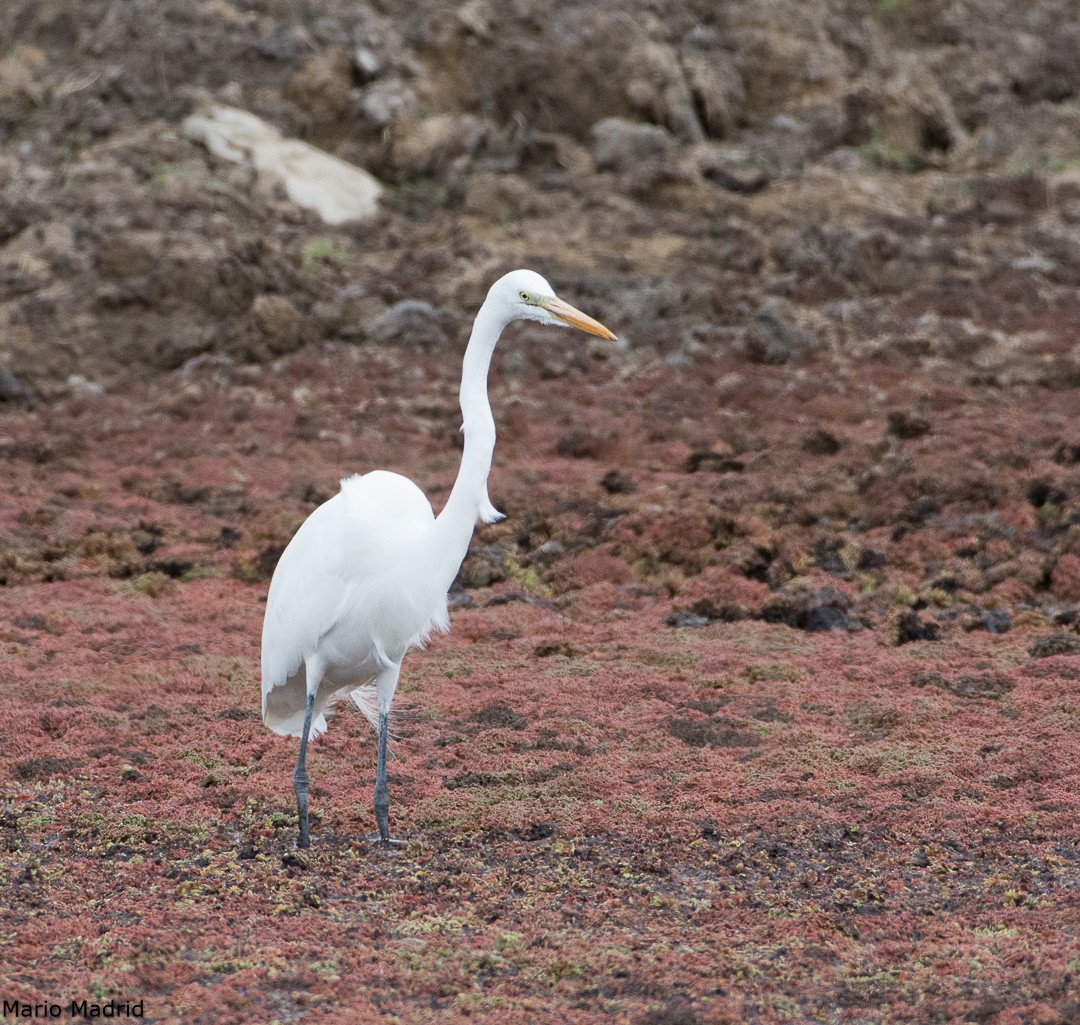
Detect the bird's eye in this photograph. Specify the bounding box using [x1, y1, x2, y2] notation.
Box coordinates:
[519, 291, 530, 302]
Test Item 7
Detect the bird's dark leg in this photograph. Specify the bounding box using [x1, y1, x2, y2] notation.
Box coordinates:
[293, 692, 315, 849]
[374, 710, 391, 842]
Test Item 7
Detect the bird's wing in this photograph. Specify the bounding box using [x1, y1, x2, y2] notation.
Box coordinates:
[260, 472, 437, 699]
[260, 493, 355, 697]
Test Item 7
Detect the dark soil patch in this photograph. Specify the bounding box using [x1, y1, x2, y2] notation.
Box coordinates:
[664, 717, 759, 749]
[468, 701, 527, 730]
[1029, 633, 1080, 658]
[443, 770, 524, 790]
[911, 671, 1014, 700]
[12, 757, 82, 781]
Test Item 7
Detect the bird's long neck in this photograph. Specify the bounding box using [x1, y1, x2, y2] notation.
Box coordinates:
[428, 299, 506, 585]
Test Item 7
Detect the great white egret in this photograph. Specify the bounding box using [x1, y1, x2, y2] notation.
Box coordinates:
[261, 269, 617, 847]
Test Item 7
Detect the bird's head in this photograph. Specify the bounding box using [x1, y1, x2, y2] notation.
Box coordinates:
[489, 269, 617, 340]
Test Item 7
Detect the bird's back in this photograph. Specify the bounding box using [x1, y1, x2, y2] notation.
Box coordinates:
[261, 471, 444, 736]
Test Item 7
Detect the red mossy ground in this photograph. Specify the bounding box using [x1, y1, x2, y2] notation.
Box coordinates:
[1, 344, 1079, 1023]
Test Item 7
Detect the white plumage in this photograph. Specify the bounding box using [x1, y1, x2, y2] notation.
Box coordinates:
[262, 472, 445, 739]
[259, 269, 617, 847]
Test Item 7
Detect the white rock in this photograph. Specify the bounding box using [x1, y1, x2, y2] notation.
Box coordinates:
[357, 79, 416, 129]
[67, 374, 104, 397]
[183, 104, 384, 224]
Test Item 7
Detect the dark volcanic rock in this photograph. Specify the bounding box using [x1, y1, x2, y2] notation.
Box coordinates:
[759, 587, 860, 633]
[665, 598, 746, 628]
[891, 610, 941, 645]
[600, 469, 634, 494]
[1029, 633, 1080, 659]
[887, 411, 932, 440]
[802, 429, 841, 456]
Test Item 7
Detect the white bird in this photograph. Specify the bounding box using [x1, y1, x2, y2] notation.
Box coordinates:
[260, 269, 617, 847]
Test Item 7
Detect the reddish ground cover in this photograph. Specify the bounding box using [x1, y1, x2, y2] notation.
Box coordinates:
[1, 347, 1079, 1022]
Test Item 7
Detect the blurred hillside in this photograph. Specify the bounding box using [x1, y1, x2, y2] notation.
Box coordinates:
[0, 0, 1079, 393]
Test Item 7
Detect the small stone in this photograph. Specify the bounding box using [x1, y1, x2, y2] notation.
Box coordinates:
[622, 39, 703, 141]
[251, 294, 304, 355]
[458, 542, 512, 588]
[700, 151, 769, 193]
[67, 375, 104, 397]
[744, 305, 819, 365]
[683, 451, 744, 474]
[0, 371, 30, 401]
[366, 300, 448, 347]
[759, 586, 859, 633]
[1029, 633, 1080, 659]
[1026, 479, 1065, 509]
[591, 118, 675, 173]
[891, 610, 941, 645]
[681, 52, 743, 139]
[665, 599, 745, 628]
[961, 607, 1012, 634]
[600, 469, 633, 494]
[357, 79, 417, 130]
[352, 46, 381, 82]
[462, 173, 537, 221]
[802, 429, 841, 456]
[887, 411, 932, 440]
[456, 0, 492, 39]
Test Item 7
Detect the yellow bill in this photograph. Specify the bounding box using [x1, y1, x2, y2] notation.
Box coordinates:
[541, 296, 618, 340]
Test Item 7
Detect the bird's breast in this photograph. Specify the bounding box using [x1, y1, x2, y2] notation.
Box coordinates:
[318, 579, 449, 682]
